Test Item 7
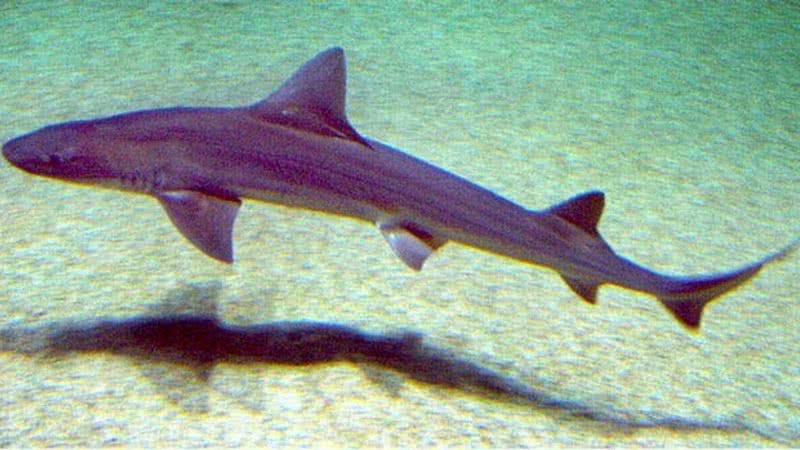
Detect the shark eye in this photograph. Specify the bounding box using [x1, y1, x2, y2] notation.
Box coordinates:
[48, 146, 78, 164]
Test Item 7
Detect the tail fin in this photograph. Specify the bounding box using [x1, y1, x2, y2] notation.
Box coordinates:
[659, 240, 799, 330]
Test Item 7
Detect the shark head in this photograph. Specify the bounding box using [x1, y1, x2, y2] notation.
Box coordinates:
[2, 120, 116, 184]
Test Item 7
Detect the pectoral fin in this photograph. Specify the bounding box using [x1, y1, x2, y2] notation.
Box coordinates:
[378, 220, 446, 271]
[157, 190, 241, 263]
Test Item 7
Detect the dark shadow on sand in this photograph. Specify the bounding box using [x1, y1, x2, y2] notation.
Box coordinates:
[0, 283, 786, 444]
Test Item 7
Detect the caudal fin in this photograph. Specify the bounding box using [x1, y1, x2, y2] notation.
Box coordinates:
[659, 240, 799, 329]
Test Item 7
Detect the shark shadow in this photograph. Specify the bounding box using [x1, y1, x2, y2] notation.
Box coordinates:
[0, 283, 788, 443]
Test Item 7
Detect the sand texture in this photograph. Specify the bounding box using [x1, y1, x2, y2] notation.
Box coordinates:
[1, 1, 798, 447]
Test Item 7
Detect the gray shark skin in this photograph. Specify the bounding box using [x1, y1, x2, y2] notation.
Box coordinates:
[3, 48, 796, 329]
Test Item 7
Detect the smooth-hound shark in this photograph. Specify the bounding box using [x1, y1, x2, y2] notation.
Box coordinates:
[3, 48, 796, 329]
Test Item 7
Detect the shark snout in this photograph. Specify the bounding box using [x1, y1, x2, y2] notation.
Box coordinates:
[3, 128, 109, 182]
[2, 133, 59, 175]
[2, 136, 26, 169]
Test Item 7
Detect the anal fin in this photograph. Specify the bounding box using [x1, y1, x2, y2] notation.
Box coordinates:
[560, 275, 600, 304]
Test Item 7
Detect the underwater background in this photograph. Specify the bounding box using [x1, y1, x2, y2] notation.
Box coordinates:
[1, 1, 798, 447]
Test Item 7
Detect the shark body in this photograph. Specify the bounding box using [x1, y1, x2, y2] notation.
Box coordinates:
[3, 48, 796, 329]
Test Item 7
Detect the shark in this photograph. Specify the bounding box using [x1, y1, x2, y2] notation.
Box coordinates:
[2, 47, 796, 329]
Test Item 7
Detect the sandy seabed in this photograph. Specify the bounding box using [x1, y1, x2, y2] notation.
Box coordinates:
[1, 1, 798, 447]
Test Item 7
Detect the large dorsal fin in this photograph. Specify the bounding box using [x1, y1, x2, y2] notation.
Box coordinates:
[546, 191, 605, 236]
[250, 47, 371, 148]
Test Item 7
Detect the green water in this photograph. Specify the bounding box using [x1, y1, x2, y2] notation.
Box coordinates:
[1, 1, 798, 446]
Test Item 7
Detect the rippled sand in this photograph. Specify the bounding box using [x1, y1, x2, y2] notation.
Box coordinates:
[1, 2, 798, 446]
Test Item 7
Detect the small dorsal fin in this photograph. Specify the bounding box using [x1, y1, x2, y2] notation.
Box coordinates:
[546, 191, 605, 236]
[250, 47, 371, 148]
